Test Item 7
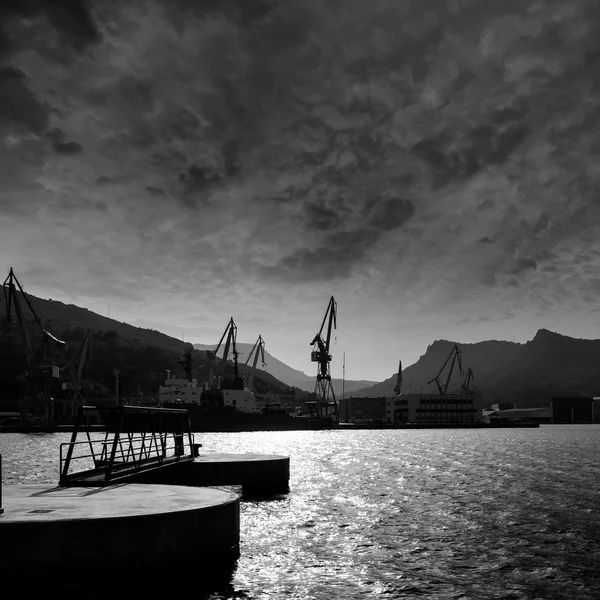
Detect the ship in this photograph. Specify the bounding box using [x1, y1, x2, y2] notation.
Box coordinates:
[159, 375, 335, 432]
[158, 343, 336, 432]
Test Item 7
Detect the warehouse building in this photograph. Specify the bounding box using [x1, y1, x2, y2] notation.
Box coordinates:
[551, 397, 594, 423]
[386, 393, 485, 425]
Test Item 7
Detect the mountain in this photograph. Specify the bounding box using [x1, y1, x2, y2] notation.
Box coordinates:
[0, 289, 298, 402]
[351, 329, 600, 404]
[193, 342, 375, 393]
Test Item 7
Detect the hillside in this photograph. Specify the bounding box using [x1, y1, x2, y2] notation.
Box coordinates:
[193, 342, 375, 393]
[0, 289, 299, 402]
[351, 329, 600, 404]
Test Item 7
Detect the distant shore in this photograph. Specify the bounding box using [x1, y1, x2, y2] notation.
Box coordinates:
[0, 421, 545, 433]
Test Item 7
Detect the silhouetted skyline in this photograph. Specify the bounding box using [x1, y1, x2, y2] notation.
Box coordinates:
[2, 1, 600, 380]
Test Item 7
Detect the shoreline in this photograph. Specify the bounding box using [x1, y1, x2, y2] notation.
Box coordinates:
[0, 422, 549, 434]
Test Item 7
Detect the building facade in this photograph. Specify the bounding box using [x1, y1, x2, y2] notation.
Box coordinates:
[386, 393, 485, 424]
[338, 397, 387, 423]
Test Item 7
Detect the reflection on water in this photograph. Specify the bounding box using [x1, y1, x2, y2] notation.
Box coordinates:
[1, 425, 599, 599]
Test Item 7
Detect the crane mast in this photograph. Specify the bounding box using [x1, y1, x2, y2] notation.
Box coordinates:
[309, 296, 338, 422]
[427, 344, 463, 395]
[245, 334, 266, 392]
[461, 367, 475, 393]
[208, 317, 242, 389]
[393, 359, 403, 396]
[3, 267, 66, 421]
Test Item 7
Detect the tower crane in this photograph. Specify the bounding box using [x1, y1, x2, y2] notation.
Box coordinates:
[244, 334, 266, 393]
[3, 268, 66, 366]
[3, 268, 66, 420]
[308, 296, 338, 422]
[461, 367, 475, 393]
[427, 344, 463, 395]
[393, 359, 403, 396]
[208, 317, 243, 390]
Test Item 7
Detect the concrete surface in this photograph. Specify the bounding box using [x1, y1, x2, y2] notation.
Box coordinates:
[0, 483, 240, 575]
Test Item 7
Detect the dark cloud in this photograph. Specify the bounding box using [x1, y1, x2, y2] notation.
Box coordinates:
[412, 118, 529, 188]
[264, 197, 415, 282]
[47, 128, 83, 155]
[0, 67, 50, 134]
[95, 174, 128, 186]
[53, 140, 83, 155]
[0, 0, 101, 60]
[179, 165, 223, 197]
[509, 258, 538, 275]
[146, 186, 166, 196]
[303, 197, 349, 232]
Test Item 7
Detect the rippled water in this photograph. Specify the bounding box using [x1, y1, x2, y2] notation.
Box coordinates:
[1, 425, 599, 599]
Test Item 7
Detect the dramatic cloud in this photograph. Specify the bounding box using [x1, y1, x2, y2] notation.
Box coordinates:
[1, 0, 600, 378]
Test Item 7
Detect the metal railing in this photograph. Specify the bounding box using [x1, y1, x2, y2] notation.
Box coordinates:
[59, 405, 197, 486]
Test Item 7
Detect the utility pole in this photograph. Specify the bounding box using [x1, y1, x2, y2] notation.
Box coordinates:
[113, 369, 120, 406]
[342, 352, 345, 401]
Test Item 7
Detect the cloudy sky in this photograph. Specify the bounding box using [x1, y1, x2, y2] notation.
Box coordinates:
[2, 0, 600, 382]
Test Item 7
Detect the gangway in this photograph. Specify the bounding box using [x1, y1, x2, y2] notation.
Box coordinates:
[59, 405, 198, 487]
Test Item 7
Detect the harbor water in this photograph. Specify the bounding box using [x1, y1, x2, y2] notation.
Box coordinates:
[1, 425, 599, 599]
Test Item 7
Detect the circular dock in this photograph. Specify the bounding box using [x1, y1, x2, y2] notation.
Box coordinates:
[132, 452, 290, 494]
[0, 483, 239, 578]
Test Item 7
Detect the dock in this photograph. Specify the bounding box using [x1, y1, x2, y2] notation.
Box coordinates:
[0, 483, 239, 578]
[132, 452, 291, 494]
[0, 403, 291, 579]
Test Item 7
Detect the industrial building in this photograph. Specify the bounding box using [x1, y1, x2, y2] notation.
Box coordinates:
[551, 397, 595, 423]
[338, 397, 387, 424]
[386, 393, 485, 425]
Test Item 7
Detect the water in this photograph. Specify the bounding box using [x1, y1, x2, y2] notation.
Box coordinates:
[1, 425, 599, 599]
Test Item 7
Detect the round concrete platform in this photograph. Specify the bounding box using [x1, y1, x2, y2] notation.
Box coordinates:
[0, 484, 239, 576]
[132, 452, 290, 493]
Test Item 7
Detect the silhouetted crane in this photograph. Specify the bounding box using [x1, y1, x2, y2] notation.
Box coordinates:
[428, 344, 463, 395]
[244, 334, 266, 392]
[3, 268, 66, 420]
[461, 367, 475, 393]
[308, 296, 338, 422]
[208, 317, 243, 390]
[393, 359, 403, 396]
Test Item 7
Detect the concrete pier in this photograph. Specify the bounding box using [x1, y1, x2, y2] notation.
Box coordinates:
[133, 453, 291, 494]
[0, 483, 239, 578]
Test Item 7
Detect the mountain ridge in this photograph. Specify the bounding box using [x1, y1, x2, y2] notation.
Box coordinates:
[193, 342, 376, 393]
[351, 329, 600, 403]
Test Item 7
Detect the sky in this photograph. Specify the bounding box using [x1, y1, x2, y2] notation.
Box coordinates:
[2, 0, 600, 383]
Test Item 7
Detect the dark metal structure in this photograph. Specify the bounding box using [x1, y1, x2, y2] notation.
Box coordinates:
[59, 405, 197, 486]
[461, 367, 475, 393]
[207, 317, 243, 390]
[308, 296, 338, 422]
[244, 334, 266, 392]
[428, 344, 463, 395]
[393, 359, 403, 396]
[3, 268, 66, 420]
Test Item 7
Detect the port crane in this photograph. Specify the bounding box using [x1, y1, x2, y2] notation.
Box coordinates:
[208, 317, 243, 389]
[244, 334, 266, 392]
[393, 359, 402, 396]
[308, 296, 338, 422]
[428, 344, 463, 395]
[461, 367, 475, 393]
[3, 268, 66, 420]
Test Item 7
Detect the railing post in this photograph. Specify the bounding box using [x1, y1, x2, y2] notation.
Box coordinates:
[1, 454, 4, 515]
